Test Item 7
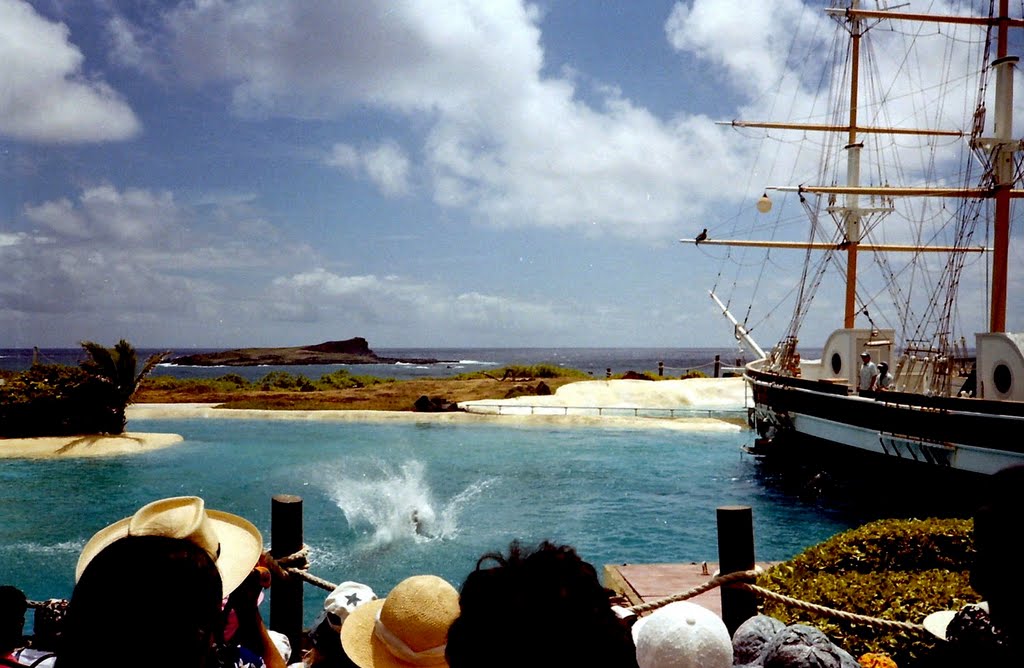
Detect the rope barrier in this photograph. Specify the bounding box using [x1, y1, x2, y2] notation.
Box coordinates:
[736, 582, 926, 633]
[270, 546, 930, 635]
[261, 545, 338, 593]
[625, 569, 927, 633]
[29, 549, 929, 637]
[626, 569, 759, 615]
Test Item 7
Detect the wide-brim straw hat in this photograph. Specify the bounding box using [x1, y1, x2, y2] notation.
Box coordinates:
[75, 496, 263, 598]
[922, 601, 989, 640]
[341, 574, 459, 668]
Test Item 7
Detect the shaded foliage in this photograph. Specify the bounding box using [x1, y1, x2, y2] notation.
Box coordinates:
[0, 341, 167, 437]
[756, 518, 975, 666]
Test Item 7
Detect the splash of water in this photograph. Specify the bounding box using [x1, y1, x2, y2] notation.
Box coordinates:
[322, 459, 493, 551]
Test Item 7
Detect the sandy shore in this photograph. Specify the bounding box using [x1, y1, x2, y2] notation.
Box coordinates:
[1, 378, 749, 459]
[0, 432, 183, 459]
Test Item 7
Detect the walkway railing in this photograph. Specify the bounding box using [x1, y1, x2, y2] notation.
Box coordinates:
[460, 403, 748, 419]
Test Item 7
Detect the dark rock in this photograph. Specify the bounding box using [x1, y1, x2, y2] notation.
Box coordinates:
[413, 396, 460, 412]
[622, 370, 654, 380]
[733, 615, 786, 665]
[762, 624, 858, 668]
[414, 395, 438, 412]
[169, 338, 455, 367]
[535, 380, 551, 395]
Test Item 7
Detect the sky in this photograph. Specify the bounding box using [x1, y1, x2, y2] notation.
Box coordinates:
[1, 0, 1022, 350]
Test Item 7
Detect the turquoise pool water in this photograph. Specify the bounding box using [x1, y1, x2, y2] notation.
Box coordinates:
[0, 418, 880, 627]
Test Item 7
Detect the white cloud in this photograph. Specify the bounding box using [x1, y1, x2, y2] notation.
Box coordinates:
[0, 0, 140, 143]
[326, 141, 412, 196]
[106, 14, 163, 80]
[0, 232, 26, 248]
[141, 0, 742, 238]
[25, 185, 180, 243]
[267, 268, 561, 334]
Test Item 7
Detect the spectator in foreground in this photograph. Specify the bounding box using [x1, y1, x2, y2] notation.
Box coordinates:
[1, 586, 27, 668]
[968, 464, 1023, 650]
[303, 581, 376, 667]
[340, 574, 459, 668]
[445, 540, 638, 668]
[55, 496, 283, 668]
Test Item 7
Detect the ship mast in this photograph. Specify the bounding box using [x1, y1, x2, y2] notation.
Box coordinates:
[842, 0, 864, 329]
[694, 1, 1024, 336]
[989, 0, 1015, 332]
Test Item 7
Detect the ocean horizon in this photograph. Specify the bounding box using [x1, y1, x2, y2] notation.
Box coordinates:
[0, 346, 758, 382]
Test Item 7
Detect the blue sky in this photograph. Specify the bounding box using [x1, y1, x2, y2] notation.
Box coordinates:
[2, 1, 1021, 350]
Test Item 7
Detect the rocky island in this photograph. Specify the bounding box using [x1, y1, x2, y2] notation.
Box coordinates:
[168, 337, 453, 366]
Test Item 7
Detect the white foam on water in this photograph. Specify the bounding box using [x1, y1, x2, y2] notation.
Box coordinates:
[2, 540, 83, 556]
[321, 459, 494, 551]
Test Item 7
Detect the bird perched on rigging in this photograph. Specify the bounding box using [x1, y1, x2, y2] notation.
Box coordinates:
[695, 228, 708, 244]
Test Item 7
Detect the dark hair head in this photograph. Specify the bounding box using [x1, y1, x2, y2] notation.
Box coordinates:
[0, 585, 28, 653]
[56, 535, 223, 668]
[446, 540, 638, 668]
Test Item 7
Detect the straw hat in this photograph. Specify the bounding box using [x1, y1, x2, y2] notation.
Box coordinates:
[75, 496, 263, 598]
[923, 601, 990, 640]
[340, 575, 459, 668]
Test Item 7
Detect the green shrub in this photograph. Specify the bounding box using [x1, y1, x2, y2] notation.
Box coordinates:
[315, 369, 390, 390]
[258, 371, 300, 391]
[756, 518, 975, 666]
[453, 365, 589, 380]
[0, 364, 122, 436]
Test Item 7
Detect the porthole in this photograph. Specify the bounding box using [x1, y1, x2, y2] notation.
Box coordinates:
[831, 352, 842, 375]
[993, 363, 1012, 394]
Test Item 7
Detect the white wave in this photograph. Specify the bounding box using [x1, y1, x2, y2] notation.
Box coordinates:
[2, 540, 83, 556]
[456, 360, 498, 366]
[321, 459, 494, 551]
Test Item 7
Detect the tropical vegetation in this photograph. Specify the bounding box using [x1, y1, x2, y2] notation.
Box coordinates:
[0, 340, 167, 437]
[756, 517, 976, 666]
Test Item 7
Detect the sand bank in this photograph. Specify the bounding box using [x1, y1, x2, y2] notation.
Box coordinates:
[125, 402, 745, 432]
[460, 377, 748, 417]
[0, 378, 749, 459]
[0, 432, 183, 459]
[126, 377, 749, 432]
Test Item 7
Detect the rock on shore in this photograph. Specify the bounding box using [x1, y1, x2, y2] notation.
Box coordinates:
[168, 337, 452, 366]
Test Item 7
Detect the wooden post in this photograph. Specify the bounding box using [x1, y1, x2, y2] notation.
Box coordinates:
[717, 505, 757, 635]
[270, 494, 304, 653]
[606, 368, 612, 379]
[658, 361, 664, 377]
[714, 355, 722, 378]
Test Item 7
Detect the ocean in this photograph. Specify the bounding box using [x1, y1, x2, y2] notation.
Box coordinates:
[0, 346, 971, 631]
[0, 346, 751, 381]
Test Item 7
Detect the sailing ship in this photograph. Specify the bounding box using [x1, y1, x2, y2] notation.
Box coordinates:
[688, 1, 1024, 477]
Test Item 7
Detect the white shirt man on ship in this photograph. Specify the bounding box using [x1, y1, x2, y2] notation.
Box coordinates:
[858, 352, 879, 393]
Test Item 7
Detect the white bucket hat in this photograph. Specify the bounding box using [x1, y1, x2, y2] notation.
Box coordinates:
[75, 496, 263, 598]
[633, 601, 733, 668]
[324, 581, 378, 632]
